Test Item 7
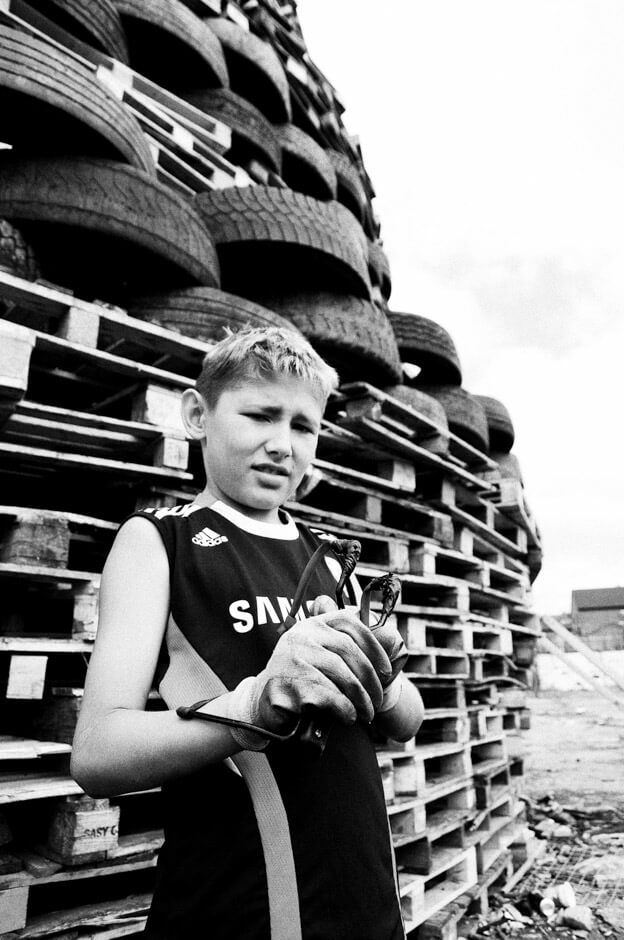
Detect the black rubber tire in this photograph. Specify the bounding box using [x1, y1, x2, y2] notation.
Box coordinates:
[381, 385, 449, 432]
[112, 0, 228, 91]
[0, 156, 219, 300]
[389, 311, 462, 385]
[276, 124, 337, 201]
[368, 240, 391, 300]
[207, 17, 291, 122]
[128, 287, 299, 342]
[180, 88, 281, 174]
[33, 0, 130, 63]
[326, 150, 367, 224]
[0, 27, 153, 174]
[253, 292, 403, 386]
[476, 395, 515, 453]
[195, 186, 370, 299]
[0, 218, 40, 281]
[491, 452, 523, 484]
[416, 385, 489, 452]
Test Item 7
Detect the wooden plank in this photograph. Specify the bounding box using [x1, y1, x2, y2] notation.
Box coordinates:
[0, 319, 36, 404]
[2, 842, 160, 890]
[0, 637, 92, 653]
[13, 401, 182, 443]
[0, 738, 71, 761]
[0, 884, 28, 933]
[10, 891, 152, 938]
[0, 562, 99, 587]
[0, 774, 82, 805]
[0, 442, 193, 483]
[33, 331, 192, 389]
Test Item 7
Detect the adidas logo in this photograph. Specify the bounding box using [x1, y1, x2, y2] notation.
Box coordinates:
[192, 526, 228, 548]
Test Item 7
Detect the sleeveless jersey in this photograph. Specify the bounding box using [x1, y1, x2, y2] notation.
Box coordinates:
[132, 499, 405, 940]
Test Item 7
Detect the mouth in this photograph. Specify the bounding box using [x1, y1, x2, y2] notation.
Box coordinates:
[252, 464, 290, 479]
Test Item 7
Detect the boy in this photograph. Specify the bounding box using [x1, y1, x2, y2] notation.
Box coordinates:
[71, 327, 423, 939]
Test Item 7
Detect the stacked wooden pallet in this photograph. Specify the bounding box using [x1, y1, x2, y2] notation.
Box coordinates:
[0, 0, 542, 937]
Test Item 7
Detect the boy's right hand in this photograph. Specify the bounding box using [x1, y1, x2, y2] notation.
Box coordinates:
[252, 599, 393, 733]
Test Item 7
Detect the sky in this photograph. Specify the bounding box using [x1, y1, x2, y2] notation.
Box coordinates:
[297, 0, 624, 615]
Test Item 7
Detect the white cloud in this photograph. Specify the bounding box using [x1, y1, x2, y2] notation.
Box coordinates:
[297, 0, 624, 615]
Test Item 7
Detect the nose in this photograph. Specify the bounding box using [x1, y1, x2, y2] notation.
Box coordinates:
[265, 420, 292, 459]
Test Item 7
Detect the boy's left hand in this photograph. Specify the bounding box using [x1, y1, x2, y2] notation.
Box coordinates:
[312, 596, 408, 687]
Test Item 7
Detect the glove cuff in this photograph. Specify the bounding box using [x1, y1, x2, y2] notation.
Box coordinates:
[224, 676, 269, 752]
[378, 673, 405, 713]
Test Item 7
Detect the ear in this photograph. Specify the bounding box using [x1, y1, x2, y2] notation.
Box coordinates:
[181, 388, 208, 440]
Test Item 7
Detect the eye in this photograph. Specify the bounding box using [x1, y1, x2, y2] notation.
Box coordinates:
[293, 422, 316, 434]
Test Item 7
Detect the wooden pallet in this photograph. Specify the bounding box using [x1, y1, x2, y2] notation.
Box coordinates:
[410, 545, 528, 602]
[471, 736, 509, 779]
[0, 508, 115, 574]
[415, 848, 514, 939]
[363, 567, 527, 629]
[472, 759, 513, 810]
[488, 477, 542, 550]
[122, 87, 248, 194]
[427, 479, 529, 556]
[329, 391, 495, 496]
[466, 792, 523, 874]
[397, 817, 467, 878]
[468, 707, 505, 741]
[0, 442, 194, 507]
[4, 402, 190, 473]
[0, 562, 98, 642]
[418, 683, 467, 714]
[402, 846, 478, 934]
[293, 456, 454, 545]
[469, 652, 515, 683]
[399, 618, 471, 654]
[463, 621, 514, 656]
[332, 383, 499, 475]
[404, 651, 470, 682]
[0, 321, 195, 437]
[377, 742, 473, 803]
[501, 706, 531, 733]
[0, 273, 210, 381]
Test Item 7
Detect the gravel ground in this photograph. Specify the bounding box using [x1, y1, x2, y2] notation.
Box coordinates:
[515, 689, 624, 937]
[523, 689, 624, 807]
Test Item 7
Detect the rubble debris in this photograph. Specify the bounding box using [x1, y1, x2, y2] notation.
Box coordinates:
[556, 905, 593, 930]
[457, 794, 624, 938]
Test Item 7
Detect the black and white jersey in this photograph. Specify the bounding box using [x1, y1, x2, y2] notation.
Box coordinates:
[131, 500, 405, 940]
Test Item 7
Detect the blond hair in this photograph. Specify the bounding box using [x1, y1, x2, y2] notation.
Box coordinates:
[196, 326, 339, 408]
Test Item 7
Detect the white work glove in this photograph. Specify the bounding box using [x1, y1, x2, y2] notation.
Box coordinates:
[221, 595, 392, 751]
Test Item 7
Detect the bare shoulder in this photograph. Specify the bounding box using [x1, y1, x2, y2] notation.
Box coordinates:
[83, 515, 171, 713]
[103, 514, 167, 577]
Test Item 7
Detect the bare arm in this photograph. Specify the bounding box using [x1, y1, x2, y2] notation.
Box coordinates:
[71, 517, 241, 797]
[71, 520, 394, 797]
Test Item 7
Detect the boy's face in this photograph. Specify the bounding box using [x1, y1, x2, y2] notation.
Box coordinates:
[201, 374, 324, 522]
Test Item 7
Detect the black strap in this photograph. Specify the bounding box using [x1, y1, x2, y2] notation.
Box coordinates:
[177, 699, 301, 743]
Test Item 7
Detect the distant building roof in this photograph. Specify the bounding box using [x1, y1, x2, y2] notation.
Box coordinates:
[572, 587, 624, 611]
